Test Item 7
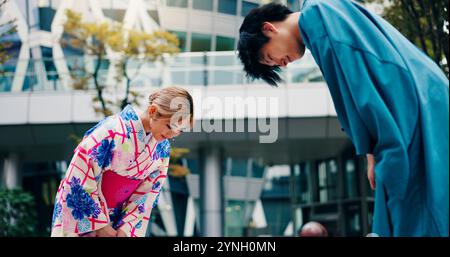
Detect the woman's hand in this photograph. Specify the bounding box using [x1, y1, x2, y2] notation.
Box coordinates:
[366, 154, 376, 190]
[95, 225, 117, 237]
[116, 228, 127, 237]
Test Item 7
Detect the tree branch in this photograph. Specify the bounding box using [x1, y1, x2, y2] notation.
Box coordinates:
[401, 0, 429, 55]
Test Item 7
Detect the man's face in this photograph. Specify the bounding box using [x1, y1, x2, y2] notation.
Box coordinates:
[259, 22, 305, 67]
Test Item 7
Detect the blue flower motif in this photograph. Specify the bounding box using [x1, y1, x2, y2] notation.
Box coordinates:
[138, 204, 145, 214]
[120, 105, 139, 121]
[152, 192, 161, 209]
[135, 220, 143, 229]
[66, 177, 101, 221]
[125, 124, 132, 139]
[152, 181, 161, 191]
[149, 170, 159, 180]
[134, 194, 148, 205]
[110, 206, 126, 229]
[77, 218, 91, 233]
[137, 129, 145, 142]
[52, 202, 62, 226]
[90, 139, 115, 169]
[94, 174, 102, 182]
[152, 140, 170, 160]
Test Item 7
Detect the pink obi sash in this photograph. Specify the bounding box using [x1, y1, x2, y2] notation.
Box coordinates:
[101, 170, 143, 209]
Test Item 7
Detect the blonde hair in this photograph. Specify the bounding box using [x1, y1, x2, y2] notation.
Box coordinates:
[148, 86, 194, 129]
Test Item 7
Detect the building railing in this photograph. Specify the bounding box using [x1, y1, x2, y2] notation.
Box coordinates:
[0, 50, 324, 92]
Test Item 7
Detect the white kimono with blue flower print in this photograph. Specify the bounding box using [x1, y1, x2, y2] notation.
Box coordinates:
[51, 105, 170, 237]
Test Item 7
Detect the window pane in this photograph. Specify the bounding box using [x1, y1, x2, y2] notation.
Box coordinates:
[252, 161, 265, 178]
[147, 10, 160, 25]
[225, 200, 246, 236]
[189, 56, 205, 65]
[213, 70, 234, 85]
[186, 158, 200, 174]
[234, 72, 242, 84]
[189, 70, 206, 85]
[230, 159, 248, 177]
[167, 0, 188, 8]
[318, 161, 328, 202]
[344, 204, 362, 236]
[326, 159, 338, 201]
[288, 67, 313, 83]
[171, 71, 187, 85]
[191, 33, 212, 52]
[169, 30, 187, 52]
[218, 0, 237, 15]
[261, 165, 291, 236]
[103, 9, 125, 22]
[40, 46, 58, 82]
[241, 1, 258, 17]
[23, 60, 38, 91]
[193, 0, 213, 11]
[215, 36, 235, 51]
[38, 7, 56, 31]
[344, 159, 358, 199]
[210, 54, 234, 66]
[296, 162, 311, 203]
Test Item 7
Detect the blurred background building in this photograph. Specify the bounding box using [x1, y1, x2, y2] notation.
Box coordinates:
[0, 0, 380, 236]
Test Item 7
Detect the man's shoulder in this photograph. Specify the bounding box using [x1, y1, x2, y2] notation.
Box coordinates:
[302, 0, 333, 10]
[299, 0, 331, 42]
[302, 0, 354, 14]
[300, 0, 341, 22]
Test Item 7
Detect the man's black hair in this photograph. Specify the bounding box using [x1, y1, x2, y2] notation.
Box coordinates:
[237, 3, 293, 86]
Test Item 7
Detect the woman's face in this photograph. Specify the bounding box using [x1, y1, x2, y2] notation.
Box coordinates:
[148, 105, 190, 142]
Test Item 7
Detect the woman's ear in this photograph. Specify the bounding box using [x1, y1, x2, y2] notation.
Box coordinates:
[261, 22, 277, 37]
[148, 105, 158, 118]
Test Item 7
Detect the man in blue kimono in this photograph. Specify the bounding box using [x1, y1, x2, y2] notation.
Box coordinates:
[237, 0, 449, 236]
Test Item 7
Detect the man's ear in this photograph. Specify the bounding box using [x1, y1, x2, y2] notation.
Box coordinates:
[261, 22, 277, 37]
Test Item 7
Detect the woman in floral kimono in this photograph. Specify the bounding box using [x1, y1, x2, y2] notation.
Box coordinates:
[51, 87, 193, 237]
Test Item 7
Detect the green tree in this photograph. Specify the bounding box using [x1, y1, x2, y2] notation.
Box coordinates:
[367, 0, 449, 76]
[0, 0, 18, 69]
[62, 10, 123, 116]
[62, 10, 179, 116]
[113, 29, 179, 110]
[0, 188, 39, 237]
[168, 148, 191, 177]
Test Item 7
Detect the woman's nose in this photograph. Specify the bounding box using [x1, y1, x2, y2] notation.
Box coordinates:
[166, 129, 179, 138]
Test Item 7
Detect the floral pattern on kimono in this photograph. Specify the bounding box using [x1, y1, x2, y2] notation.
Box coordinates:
[51, 105, 170, 237]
